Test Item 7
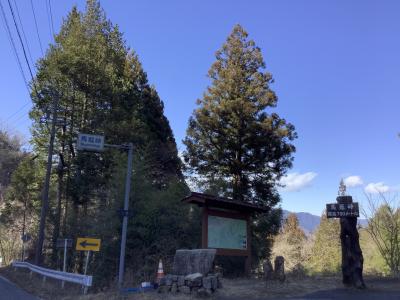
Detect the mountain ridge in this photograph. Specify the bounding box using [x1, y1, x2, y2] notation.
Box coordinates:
[282, 210, 367, 234]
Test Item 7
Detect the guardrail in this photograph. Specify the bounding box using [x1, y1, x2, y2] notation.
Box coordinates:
[12, 261, 92, 293]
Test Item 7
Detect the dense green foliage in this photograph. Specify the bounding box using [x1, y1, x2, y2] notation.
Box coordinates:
[183, 25, 296, 205]
[307, 214, 341, 274]
[271, 210, 393, 276]
[0, 131, 25, 200]
[183, 25, 296, 266]
[1, 0, 199, 284]
[0, 131, 32, 264]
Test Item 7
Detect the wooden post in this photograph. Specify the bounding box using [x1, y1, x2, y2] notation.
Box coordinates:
[245, 214, 251, 276]
[337, 196, 365, 289]
[202, 207, 208, 248]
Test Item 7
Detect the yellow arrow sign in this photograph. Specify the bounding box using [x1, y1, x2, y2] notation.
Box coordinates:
[76, 237, 101, 251]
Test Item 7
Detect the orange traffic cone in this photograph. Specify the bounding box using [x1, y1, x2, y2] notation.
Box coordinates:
[156, 259, 165, 283]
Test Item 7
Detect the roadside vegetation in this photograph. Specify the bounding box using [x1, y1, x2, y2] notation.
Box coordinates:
[0, 0, 295, 287]
[271, 208, 398, 277]
[0, 0, 398, 298]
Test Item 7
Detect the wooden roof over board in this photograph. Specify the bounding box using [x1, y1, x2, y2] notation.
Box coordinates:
[182, 192, 268, 213]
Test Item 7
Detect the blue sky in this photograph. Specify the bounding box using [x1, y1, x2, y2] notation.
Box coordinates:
[0, 0, 399, 215]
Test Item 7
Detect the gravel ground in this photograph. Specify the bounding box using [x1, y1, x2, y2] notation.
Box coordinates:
[1, 266, 399, 300]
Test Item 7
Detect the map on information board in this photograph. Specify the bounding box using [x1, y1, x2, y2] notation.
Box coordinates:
[208, 215, 247, 250]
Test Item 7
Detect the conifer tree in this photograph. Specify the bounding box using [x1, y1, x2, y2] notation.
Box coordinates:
[308, 213, 341, 274]
[11, 0, 197, 276]
[272, 213, 307, 271]
[183, 24, 296, 266]
[183, 25, 296, 206]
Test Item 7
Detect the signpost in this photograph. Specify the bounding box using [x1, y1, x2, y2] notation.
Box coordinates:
[76, 237, 101, 294]
[77, 133, 104, 152]
[57, 238, 73, 248]
[326, 202, 359, 218]
[57, 238, 73, 288]
[325, 180, 365, 289]
[76, 238, 101, 252]
[76, 133, 133, 288]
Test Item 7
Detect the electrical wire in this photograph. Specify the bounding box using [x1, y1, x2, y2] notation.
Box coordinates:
[44, 0, 54, 40]
[0, 0, 43, 132]
[48, 0, 55, 38]
[12, 0, 34, 68]
[6, 0, 45, 113]
[0, 0, 30, 94]
[7, 0, 35, 83]
[4, 101, 31, 122]
[1, 115, 31, 134]
[30, 0, 44, 56]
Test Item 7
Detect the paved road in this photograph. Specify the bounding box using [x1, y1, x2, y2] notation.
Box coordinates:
[294, 288, 400, 300]
[0, 275, 37, 300]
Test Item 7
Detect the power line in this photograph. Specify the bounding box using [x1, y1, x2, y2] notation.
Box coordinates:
[0, 115, 31, 134]
[12, 0, 34, 68]
[0, 0, 43, 134]
[45, 0, 54, 40]
[30, 0, 44, 56]
[4, 101, 31, 122]
[6, 0, 44, 111]
[0, 0, 29, 94]
[7, 0, 35, 83]
[48, 0, 55, 37]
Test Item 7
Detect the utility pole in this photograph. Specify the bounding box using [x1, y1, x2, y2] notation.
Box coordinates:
[118, 143, 133, 288]
[35, 94, 59, 265]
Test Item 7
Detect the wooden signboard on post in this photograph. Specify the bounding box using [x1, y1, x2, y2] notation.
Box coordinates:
[182, 192, 267, 274]
[326, 202, 359, 218]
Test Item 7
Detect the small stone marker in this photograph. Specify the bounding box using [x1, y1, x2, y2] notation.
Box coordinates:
[158, 249, 221, 295]
[180, 285, 191, 294]
[263, 260, 274, 280]
[185, 272, 203, 287]
[274, 256, 285, 282]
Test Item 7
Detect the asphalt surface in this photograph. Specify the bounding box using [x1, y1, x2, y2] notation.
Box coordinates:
[0, 275, 37, 300]
[294, 288, 400, 300]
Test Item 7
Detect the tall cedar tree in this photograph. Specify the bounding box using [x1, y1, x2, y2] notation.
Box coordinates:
[184, 25, 296, 205]
[309, 213, 341, 274]
[272, 213, 307, 271]
[183, 25, 296, 265]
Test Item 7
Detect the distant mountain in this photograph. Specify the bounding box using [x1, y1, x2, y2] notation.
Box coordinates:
[282, 210, 320, 234]
[282, 210, 368, 234]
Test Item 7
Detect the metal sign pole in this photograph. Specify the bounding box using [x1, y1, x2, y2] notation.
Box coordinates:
[22, 243, 25, 262]
[118, 143, 133, 288]
[83, 251, 90, 295]
[84, 250, 90, 275]
[61, 239, 67, 288]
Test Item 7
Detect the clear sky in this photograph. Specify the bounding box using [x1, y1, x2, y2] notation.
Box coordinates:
[0, 0, 399, 215]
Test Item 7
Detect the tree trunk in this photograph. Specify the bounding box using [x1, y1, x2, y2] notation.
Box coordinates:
[338, 195, 366, 289]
